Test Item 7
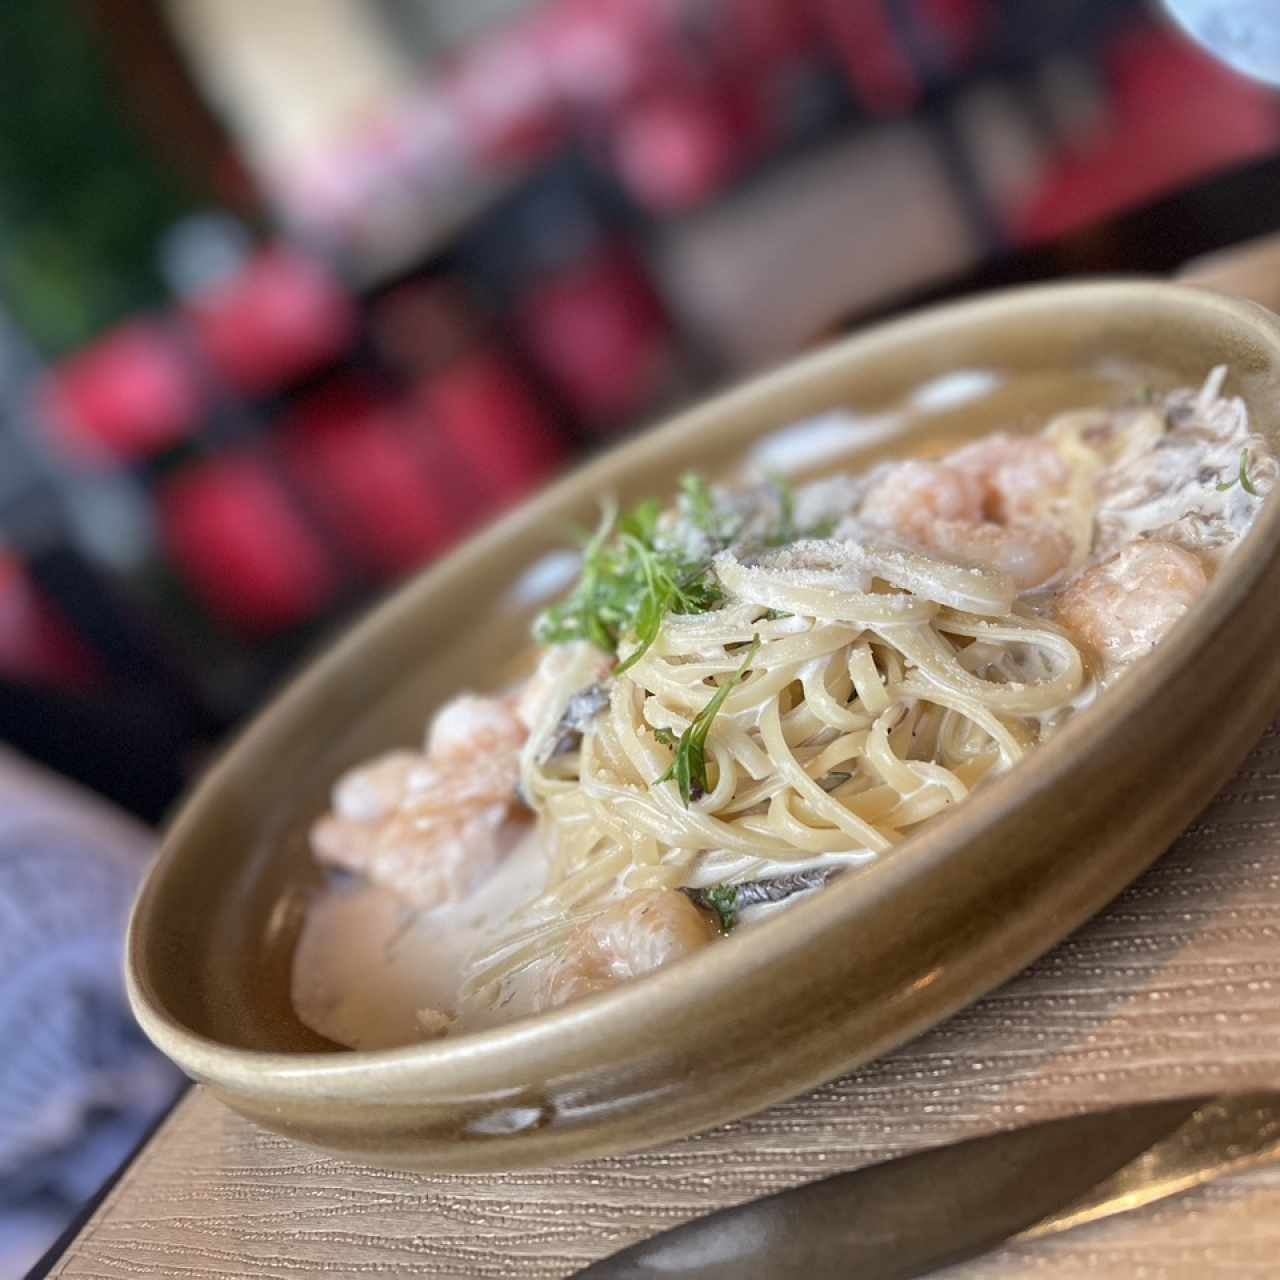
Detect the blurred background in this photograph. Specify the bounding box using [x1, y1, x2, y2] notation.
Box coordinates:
[3, 1, 1280, 1272]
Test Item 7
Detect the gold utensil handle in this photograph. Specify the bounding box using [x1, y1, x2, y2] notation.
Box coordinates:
[1178, 232, 1280, 313]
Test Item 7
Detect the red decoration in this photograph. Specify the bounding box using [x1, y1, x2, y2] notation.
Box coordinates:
[40, 323, 200, 465]
[413, 349, 566, 506]
[158, 454, 337, 632]
[612, 85, 752, 211]
[811, 0, 919, 114]
[281, 382, 465, 577]
[708, 0, 817, 75]
[0, 554, 98, 688]
[1015, 24, 1280, 244]
[514, 248, 668, 428]
[187, 247, 357, 397]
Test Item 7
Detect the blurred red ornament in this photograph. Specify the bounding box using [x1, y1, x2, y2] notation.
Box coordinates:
[1015, 24, 1280, 244]
[281, 383, 464, 577]
[413, 349, 567, 506]
[707, 0, 817, 75]
[0, 554, 98, 688]
[811, 0, 919, 114]
[186, 246, 357, 397]
[613, 85, 748, 211]
[158, 454, 337, 632]
[40, 323, 201, 465]
[514, 248, 668, 429]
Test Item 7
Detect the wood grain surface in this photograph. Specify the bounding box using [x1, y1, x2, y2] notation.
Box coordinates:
[44, 717, 1280, 1277]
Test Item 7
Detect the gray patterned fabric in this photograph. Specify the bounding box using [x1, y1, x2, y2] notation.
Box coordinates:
[0, 749, 181, 1277]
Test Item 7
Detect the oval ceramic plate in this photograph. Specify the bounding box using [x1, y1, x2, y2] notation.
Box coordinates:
[128, 281, 1280, 1170]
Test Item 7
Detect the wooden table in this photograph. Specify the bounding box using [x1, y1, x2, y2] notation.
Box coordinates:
[41, 717, 1280, 1277]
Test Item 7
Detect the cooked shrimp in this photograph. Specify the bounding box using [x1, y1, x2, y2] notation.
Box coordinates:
[427, 693, 527, 762]
[536, 889, 717, 1010]
[332, 750, 428, 823]
[860, 460, 985, 539]
[312, 693, 528, 911]
[1053, 539, 1208, 668]
[926, 520, 1072, 592]
[948, 434, 1069, 523]
[861, 444, 1072, 590]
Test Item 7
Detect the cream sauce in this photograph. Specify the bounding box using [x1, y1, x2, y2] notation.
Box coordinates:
[292, 824, 546, 1049]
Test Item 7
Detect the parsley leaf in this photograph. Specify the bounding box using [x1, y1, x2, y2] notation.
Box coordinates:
[534, 497, 723, 668]
[680, 472, 718, 533]
[535, 470, 834, 668]
[1217, 448, 1262, 496]
[765, 473, 836, 544]
[682, 868, 842, 931]
[679, 471, 746, 548]
[1242, 450, 1262, 497]
[618, 497, 661, 542]
[655, 635, 760, 806]
[651, 726, 677, 748]
[702, 884, 739, 932]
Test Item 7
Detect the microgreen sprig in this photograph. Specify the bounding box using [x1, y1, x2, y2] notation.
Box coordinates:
[680, 472, 719, 534]
[535, 472, 833, 670]
[682, 867, 842, 933]
[655, 635, 760, 806]
[764, 473, 836, 544]
[1217, 448, 1262, 497]
[699, 884, 740, 933]
[534, 496, 723, 669]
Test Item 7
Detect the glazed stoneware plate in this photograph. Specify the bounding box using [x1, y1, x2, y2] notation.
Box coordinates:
[128, 281, 1280, 1171]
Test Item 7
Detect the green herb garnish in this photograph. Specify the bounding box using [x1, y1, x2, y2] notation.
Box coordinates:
[682, 868, 841, 931]
[618, 496, 661, 542]
[680, 472, 718, 533]
[701, 884, 740, 932]
[536, 470, 836, 669]
[654, 635, 760, 806]
[679, 471, 749, 550]
[1217, 448, 1262, 496]
[764, 473, 836, 544]
[534, 497, 722, 670]
[1242, 450, 1262, 497]
[651, 726, 677, 748]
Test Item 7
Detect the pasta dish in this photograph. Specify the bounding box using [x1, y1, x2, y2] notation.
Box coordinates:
[293, 367, 1273, 1047]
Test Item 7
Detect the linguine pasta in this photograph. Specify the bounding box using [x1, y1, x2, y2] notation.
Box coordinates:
[478, 546, 1082, 1000]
